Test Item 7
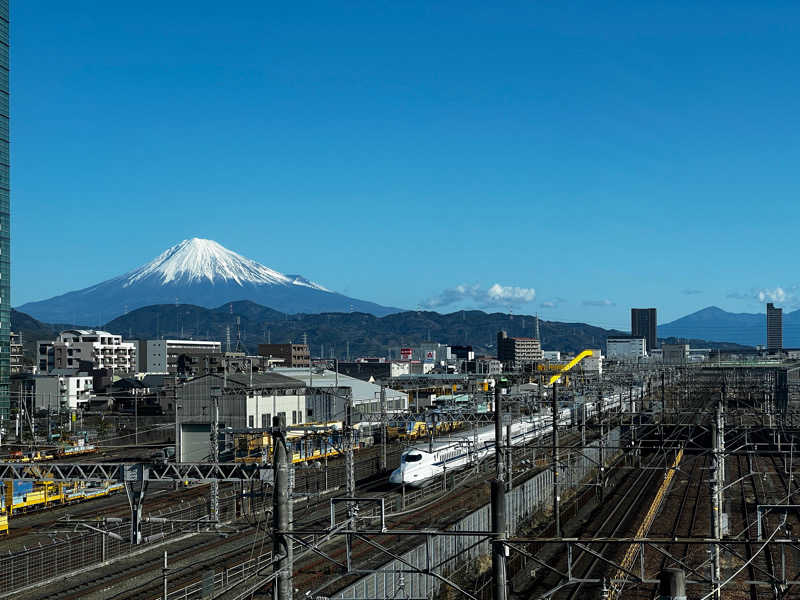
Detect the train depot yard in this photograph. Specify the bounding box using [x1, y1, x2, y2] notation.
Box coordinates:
[0, 359, 799, 600]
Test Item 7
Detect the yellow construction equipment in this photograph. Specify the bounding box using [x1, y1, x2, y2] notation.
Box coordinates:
[548, 350, 594, 385]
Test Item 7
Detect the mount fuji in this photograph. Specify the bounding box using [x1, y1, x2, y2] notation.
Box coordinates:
[17, 238, 400, 323]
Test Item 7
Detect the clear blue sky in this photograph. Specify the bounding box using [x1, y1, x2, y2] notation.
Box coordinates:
[10, 1, 800, 329]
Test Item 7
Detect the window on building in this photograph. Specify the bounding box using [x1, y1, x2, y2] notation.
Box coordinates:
[292, 411, 297, 424]
[261, 414, 267, 428]
[278, 411, 286, 425]
[248, 415, 254, 428]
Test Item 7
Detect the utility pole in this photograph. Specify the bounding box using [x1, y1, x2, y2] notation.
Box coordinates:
[710, 392, 724, 600]
[552, 382, 560, 537]
[272, 414, 293, 600]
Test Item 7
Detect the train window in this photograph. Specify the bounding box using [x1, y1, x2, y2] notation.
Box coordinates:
[404, 454, 422, 462]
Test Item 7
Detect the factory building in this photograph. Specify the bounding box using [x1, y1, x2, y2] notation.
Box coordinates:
[174, 372, 306, 462]
[275, 367, 408, 420]
[663, 343, 690, 365]
[38, 330, 136, 374]
[337, 360, 410, 383]
[606, 336, 647, 360]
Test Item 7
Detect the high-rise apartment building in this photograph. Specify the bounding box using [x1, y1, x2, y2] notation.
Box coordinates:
[496, 330, 543, 367]
[767, 303, 783, 351]
[0, 4, 9, 419]
[631, 308, 657, 352]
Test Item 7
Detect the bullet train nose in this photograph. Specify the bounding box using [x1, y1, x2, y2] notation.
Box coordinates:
[389, 468, 403, 484]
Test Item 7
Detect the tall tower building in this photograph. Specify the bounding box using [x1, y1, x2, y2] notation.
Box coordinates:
[631, 308, 657, 352]
[767, 303, 783, 351]
[0, 3, 9, 419]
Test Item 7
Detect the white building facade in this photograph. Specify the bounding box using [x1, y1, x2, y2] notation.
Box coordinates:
[38, 330, 136, 374]
[34, 374, 94, 411]
[606, 337, 647, 360]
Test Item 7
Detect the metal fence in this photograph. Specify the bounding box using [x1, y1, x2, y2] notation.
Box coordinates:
[333, 427, 622, 599]
[0, 488, 263, 596]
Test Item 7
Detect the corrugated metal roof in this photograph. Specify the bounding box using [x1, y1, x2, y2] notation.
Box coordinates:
[274, 368, 407, 404]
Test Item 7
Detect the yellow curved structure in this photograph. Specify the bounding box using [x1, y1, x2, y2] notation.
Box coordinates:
[548, 350, 594, 385]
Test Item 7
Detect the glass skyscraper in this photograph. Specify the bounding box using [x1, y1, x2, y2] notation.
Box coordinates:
[0, 1, 9, 420]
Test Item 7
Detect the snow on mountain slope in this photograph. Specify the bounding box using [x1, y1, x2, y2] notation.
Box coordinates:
[123, 238, 330, 290]
[16, 238, 399, 324]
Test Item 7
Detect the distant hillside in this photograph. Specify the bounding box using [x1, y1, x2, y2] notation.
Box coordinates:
[100, 301, 623, 357]
[10, 309, 64, 357]
[11, 301, 751, 362]
[659, 305, 800, 347]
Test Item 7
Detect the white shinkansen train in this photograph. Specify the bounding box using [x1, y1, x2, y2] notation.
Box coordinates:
[389, 385, 644, 487]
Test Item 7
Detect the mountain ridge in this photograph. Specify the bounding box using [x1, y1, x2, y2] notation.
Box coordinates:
[659, 305, 800, 346]
[16, 238, 400, 323]
[12, 302, 751, 363]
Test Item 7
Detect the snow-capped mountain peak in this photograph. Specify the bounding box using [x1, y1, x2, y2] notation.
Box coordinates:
[122, 238, 330, 291]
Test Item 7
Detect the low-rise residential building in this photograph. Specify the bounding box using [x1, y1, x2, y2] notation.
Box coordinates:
[38, 330, 136, 374]
[137, 339, 222, 373]
[257, 343, 310, 368]
[10, 331, 22, 374]
[606, 336, 647, 360]
[464, 357, 502, 375]
[33, 373, 94, 412]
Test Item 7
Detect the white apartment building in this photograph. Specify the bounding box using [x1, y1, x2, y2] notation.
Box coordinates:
[38, 330, 136, 374]
[138, 339, 222, 373]
[542, 350, 561, 361]
[34, 374, 94, 411]
[606, 337, 647, 360]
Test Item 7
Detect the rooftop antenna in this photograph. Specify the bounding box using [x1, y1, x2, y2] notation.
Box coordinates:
[535, 313, 541, 342]
[226, 326, 231, 353]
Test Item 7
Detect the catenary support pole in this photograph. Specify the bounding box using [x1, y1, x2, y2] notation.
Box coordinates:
[552, 382, 560, 537]
[658, 568, 686, 600]
[162, 551, 168, 600]
[491, 479, 507, 600]
[495, 386, 503, 482]
[273, 414, 293, 600]
[379, 385, 387, 472]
